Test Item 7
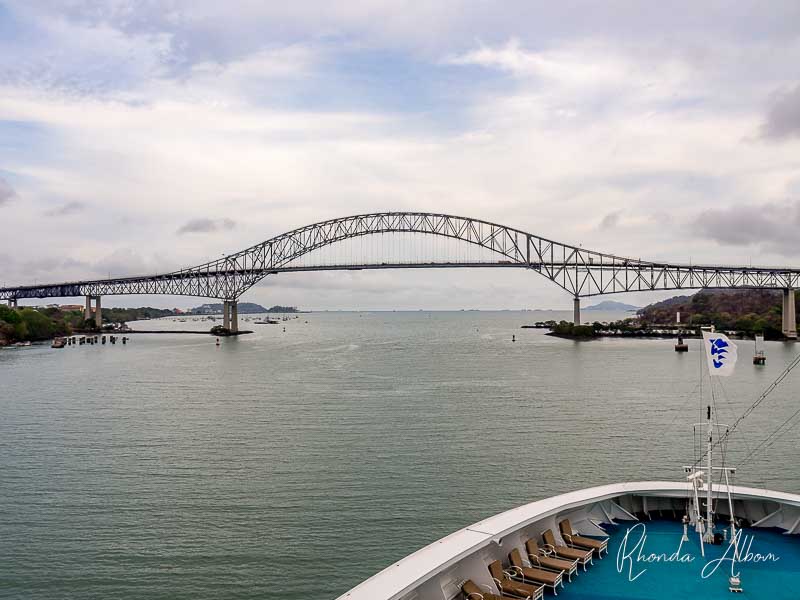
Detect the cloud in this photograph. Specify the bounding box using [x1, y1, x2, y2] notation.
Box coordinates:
[177, 217, 236, 234]
[761, 84, 800, 140]
[2, 3, 800, 309]
[44, 201, 84, 216]
[444, 38, 543, 75]
[0, 177, 16, 205]
[14, 1, 800, 66]
[693, 199, 800, 257]
[444, 38, 628, 90]
[442, 38, 686, 95]
[598, 211, 621, 229]
[92, 247, 168, 277]
[0, 10, 173, 98]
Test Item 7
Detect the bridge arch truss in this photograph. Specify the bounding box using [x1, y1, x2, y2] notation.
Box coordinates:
[2, 212, 799, 302]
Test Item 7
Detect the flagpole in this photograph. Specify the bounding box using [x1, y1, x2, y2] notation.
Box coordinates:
[705, 402, 714, 543]
[698, 330, 743, 591]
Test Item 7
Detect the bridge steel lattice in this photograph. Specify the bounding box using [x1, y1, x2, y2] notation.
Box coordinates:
[1, 212, 798, 335]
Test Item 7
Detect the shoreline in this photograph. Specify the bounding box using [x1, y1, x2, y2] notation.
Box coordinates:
[546, 331, 697, 341]
[127, 329, 254, 336]
[546, 331, 793, 341]
[72, 329, 255, 336]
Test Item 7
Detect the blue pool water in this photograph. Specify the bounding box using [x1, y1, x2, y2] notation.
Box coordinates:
[558, 520, 800, 599]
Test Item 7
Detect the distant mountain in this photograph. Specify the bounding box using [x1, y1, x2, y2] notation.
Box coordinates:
[584, 300, 640, 311]
[263, 305, 300, 313]
[189, 303, 299, 314]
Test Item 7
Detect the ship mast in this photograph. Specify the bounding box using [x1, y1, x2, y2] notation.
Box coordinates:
[705, 404, 714, 543]
[688, 330, 746, 592]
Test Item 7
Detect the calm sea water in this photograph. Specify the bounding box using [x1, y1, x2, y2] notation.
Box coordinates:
[1, 310, 798, 600]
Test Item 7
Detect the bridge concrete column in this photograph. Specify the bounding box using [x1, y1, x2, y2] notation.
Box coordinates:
[222, 300, 230, 330]
[8, 298, 17, 308]
[573, 297, 581, 326]
[94, 295, 102, 329]
[85, 295, 92, 321]
[230, 300, 238, 333]
[783, 288, 797, 339]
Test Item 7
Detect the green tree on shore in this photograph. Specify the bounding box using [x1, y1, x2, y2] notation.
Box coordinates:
[638, 289, 793, 339]
[0, 306, 66, 344]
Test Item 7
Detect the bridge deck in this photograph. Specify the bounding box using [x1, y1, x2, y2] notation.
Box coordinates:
[2, 212, 799, 301]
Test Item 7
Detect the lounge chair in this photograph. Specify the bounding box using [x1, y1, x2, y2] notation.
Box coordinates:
[462, 579, 525, 600]
[507, 548, 564, 594]
[541, 529, 593, 571]
[525, 540, 578, 582]
[488, 560, 544, 600]
[558, 519, 608, 557]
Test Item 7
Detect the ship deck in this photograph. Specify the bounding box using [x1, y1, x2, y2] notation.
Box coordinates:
[559, 519, 799, 599]
[336, 483, 800, 600]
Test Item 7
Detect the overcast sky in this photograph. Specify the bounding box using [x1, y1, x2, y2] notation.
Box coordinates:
[1, 1, 799, 310]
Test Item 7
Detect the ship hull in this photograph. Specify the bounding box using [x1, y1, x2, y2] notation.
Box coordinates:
[338, 482, 800, 600]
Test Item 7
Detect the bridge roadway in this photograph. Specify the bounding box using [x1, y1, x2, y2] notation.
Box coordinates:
[1, 212, 797, 337]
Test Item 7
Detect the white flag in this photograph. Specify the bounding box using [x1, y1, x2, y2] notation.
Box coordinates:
[702, 331, 738, 377]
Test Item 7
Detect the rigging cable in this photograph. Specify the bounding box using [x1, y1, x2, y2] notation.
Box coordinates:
[712, 377, 732, 515]
[715, 377, 757, 466]
[739, 403, 800, 466]
[661, 376, 703, 452]
[692, 349, 800, 469]
[709, 376, 724, 515]
[708, 377, 730, 514]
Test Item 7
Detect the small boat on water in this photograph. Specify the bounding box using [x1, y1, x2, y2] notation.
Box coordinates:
[254, 318, 280, 325]
[753, 334, 766, 365]
[339, 332, 800, 600]
[51, 337, 66, 348]
[14, 340, 32, 347]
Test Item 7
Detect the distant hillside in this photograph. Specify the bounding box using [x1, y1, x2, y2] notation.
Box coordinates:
[262, 305, 300, 313]
[103, 307, 175, 322]
[189, 303, 298, 314]
[585, 300, 640, 311]
[638, 289, 795, 338]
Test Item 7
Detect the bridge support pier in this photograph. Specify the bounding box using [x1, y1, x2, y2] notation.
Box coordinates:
[94, 296, 102, 329]
[230, 300, 238, 333]
[85, 295, 92, 321]
[783, 288, 797, 340]
[573, 297, 581, 326]
[223, 301, 230, 330]
[7, 298, 17, 308]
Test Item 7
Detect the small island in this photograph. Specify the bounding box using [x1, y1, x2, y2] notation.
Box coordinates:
[189, 302, 299, 314]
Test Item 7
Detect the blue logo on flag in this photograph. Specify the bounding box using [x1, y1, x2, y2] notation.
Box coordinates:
[709, 338, 730, 369]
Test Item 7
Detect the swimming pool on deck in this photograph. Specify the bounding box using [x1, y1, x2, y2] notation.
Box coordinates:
[560, 520, 799, 599]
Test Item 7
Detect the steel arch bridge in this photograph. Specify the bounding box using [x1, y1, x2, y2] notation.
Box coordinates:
[1, 211, 799, 333]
